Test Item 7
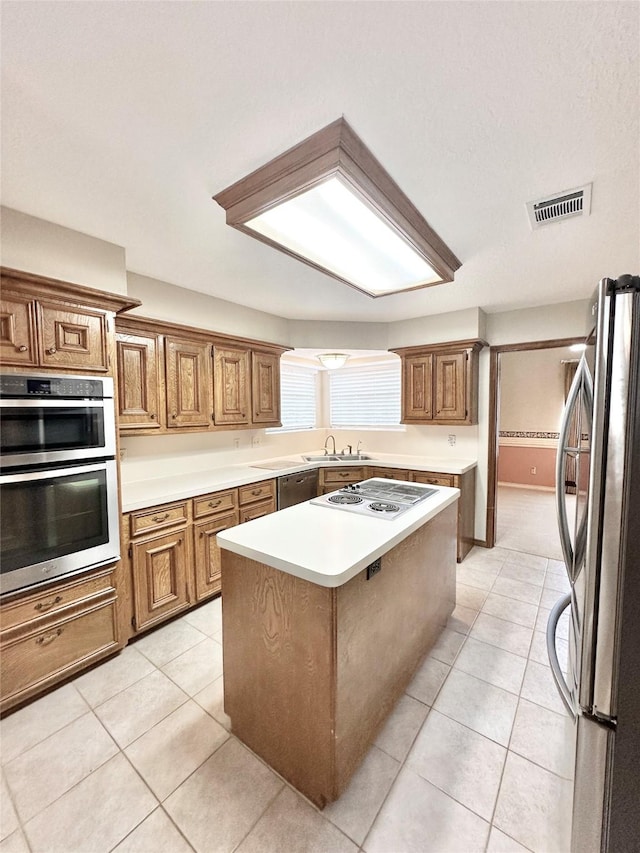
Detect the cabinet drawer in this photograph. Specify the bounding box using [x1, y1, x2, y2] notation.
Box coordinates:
[1, 602, 118, 706]
[239, 498, 276, 523]
[130, 502, 189, 536]
[239, 480, 276, 506]
[373, 468, 411, 481]
[193, 489, 238, 519]
[0, 570, 115, 633]
[322, 467, 367, 485]
[411, 472, 455, 487]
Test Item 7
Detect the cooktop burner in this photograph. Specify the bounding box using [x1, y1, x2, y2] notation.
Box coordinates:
[368, 502, 400, 513]
[310, 477, 438, 520]
[328, 493, 363, 505]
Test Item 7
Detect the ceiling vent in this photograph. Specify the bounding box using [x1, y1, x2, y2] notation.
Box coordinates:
[526, 183, 592, 230]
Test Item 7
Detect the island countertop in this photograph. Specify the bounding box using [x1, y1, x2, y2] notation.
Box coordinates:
[121, 451, 474, 512]
[216, 485, 459, 587]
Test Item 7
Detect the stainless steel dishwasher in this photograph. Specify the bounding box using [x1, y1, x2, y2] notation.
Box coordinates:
[277, 469, 319, 509]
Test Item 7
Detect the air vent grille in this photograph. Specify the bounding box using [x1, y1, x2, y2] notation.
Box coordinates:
[526, 183, 592, 229]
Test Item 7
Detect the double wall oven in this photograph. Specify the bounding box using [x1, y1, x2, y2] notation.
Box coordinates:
[0, 373, 120, 596]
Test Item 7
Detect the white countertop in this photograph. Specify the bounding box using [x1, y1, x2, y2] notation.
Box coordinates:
[121, 451, 476, 512]
[217, 485, 459, 588]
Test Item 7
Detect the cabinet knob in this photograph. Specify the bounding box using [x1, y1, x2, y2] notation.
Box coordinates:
[46, 346, 57, 355]
[36, 628, 63, 646]
[171, 413, 177, 419]
[34, 595, 62, 612]
[17, 345, 28, 352]
[150, 413, 156, 420]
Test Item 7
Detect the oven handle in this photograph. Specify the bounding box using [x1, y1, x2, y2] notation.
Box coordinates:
[0, 460, 115, 484]
[0, 398, 111, 408]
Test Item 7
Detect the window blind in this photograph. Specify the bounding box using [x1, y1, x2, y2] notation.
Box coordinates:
[267, 363, 317, 432]
[329, 362, 401, 428]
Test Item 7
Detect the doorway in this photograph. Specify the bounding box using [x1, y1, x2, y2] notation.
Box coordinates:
[486, 337, 583, 558]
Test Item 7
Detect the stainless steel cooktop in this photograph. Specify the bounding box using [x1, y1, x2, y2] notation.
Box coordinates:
[310, 477, 437, 520]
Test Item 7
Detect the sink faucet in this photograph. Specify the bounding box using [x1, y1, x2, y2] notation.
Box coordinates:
[324, 434, 336, 455]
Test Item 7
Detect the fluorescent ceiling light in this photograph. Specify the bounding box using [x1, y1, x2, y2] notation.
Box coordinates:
[214, 118, 461, 299]
[317, 353, 350, 369]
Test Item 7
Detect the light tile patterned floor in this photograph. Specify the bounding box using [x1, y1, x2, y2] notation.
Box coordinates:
[1, 548, 575, 853]
[496, 485, 576, 561]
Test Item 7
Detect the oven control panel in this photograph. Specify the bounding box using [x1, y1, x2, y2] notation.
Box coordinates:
[0, 374, 111, 399]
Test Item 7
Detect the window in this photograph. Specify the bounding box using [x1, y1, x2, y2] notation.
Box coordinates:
[267, 363, 317, 432]
[329, 362, 402, 428]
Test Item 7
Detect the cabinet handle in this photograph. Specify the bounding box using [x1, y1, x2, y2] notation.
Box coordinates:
[178, 537, 183, 544]
[34, 595, 62, 612]
[339, 472, 349, 477]
[251, 489, 262, 496]
[152, 512, 170, 522]
[46, 346, 57, 355]
[208, 499, 221, 508]
[36, 628, 63, 646]
[150, 413, 156, 419]
[17, 345, 28, 352]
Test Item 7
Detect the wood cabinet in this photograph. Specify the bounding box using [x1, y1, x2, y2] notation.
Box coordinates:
[214, 346, 250, 425]
[193, 489, 239, 601]
[165, 336, 213, 429]
[115, 315, 288, 435]
[239, 479, 276, 522]
[410, 468, 476, 561]
[372, 467, 411, 481]
[391, 339, 486, 426]
[116, 328, 163, 430]
[122, 480, 276, 637]
[128, 501, 192, 632]
[319, 466, 368, 494]
[0, 268, 139, 374]
[0, 567, 120, 713]
[251, 351, 281, 425]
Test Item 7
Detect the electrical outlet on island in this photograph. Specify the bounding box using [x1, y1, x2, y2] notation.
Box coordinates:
[251, 434, 262, 447]
[448, 434, 456, 446]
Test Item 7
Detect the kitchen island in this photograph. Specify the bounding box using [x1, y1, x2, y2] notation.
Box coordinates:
[217, 484, 459, 807]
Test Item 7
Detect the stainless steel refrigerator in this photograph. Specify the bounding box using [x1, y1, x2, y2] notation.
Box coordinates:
[549, 274, 640, 852]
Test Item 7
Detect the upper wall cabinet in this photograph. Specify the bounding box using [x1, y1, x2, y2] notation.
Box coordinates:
[391, 339, 487, 426]
[115, 315, 288, 435]
[0, 268, 139, 374]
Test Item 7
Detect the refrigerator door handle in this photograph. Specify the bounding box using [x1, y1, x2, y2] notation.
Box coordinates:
[546, 592, 576, 719]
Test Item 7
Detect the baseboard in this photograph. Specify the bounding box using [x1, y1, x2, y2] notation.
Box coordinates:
[497, 482, 555, 493]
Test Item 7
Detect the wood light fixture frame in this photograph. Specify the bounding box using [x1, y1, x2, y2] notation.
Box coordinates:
[213, 117, 462, 298]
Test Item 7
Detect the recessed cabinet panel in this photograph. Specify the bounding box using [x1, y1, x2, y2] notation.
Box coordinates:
[214, 347, 249, 425]
[404, 356, 433, 420]
[434, 352, 466, 421]
[0, 295, 38, 366]
[117, 332, 162, 429]
[132, 531, 190, 630]
[39, 303, 109, 372]
[166, 337, 212, 429]
[252, 351, 281, 425]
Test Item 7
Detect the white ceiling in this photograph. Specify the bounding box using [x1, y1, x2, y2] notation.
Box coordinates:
[1, 2, 638, 323]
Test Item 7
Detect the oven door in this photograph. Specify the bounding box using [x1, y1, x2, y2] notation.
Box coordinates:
[0, 398, 116, 467]
[0, 460, 120, 596]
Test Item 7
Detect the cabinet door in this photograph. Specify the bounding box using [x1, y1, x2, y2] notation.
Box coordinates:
[193, 510, 239, 601]
[165, 337, 212, 429]
[0, 294, 39, 366]
[434, 352, 467, 421]
[251, 351, 281, 425]
[403, 355, 433, 420]
[39, 303, 109, 372]
[116, 331, 162, 430]
[214, 347, 250, 425]
[132, 530, 190, 630]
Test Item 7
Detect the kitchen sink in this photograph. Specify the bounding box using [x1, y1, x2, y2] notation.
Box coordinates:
[303, 454, 373, 462]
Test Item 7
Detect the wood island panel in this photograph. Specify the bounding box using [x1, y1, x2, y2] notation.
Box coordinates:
[221, 502, 457, 807]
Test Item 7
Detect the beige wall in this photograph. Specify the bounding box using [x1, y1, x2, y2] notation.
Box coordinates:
[1, 207, 127, 294]
[499, 347, 575, 433]
[388, 307, 485, 348]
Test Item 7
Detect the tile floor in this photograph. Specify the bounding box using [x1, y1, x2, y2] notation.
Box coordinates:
[0, 547, 575, 853]
[496, 485, 576, 561]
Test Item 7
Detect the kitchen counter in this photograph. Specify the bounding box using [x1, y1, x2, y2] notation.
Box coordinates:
[120, 451, 475, 512]
[217, 484, 459, 587]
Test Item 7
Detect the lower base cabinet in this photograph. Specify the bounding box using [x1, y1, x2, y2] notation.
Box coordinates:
[0, 567, 120, 713]
[193, 509, 239, 600]
[131, 529, 191, 631]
